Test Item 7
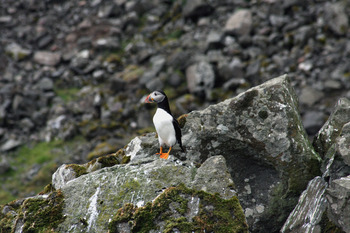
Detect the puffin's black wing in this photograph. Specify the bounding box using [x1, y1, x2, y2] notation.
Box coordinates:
[172, 118, 185, 152]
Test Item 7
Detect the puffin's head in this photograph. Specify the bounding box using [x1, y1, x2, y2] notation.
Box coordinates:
[145, 90, 166, 103]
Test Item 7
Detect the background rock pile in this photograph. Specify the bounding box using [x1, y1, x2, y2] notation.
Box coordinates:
[0, 0, 349, 227]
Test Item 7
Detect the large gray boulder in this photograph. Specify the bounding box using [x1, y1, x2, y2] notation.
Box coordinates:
[181, 74, 321, 232]
[1, 155, 247, 233]
[129, 74, 321, 232]
[55, 155, 244, 232]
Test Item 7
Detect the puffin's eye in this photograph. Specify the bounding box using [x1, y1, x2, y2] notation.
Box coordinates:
[154, 93, 157, 96]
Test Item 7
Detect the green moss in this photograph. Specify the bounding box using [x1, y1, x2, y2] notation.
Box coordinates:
[259, 181, 298, 230]
[105, 53, 122, 64]
[97, 148, 129, 165]
[0, 190, 65, 233]
[65, 164, 87, 177]
[120, 65, 145, 82]
[163, 217, 195, 233]
[55, 87, 80, 103]
[96, 154, 119, 167]
[39, 183, 55, 195]
[62, 149, 129, 180]
[108, 184, 248, 233]
[21, 190, 65, 232]
[116, 179, 141, 202]
[121, 155, 131, 164]
[5, 50, 30, 61]
[0, 206, 15, 233]
[177, 114, 188, 128]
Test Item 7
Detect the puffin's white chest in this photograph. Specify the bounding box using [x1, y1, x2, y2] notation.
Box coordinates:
[153, 108, 176, 147]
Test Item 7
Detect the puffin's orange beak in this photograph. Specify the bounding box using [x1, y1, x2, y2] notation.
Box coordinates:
[145, 94, 153, 103]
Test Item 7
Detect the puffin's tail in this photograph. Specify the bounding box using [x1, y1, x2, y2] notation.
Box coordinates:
[179, 142, 185, 153]
[180, 146, 186, 152]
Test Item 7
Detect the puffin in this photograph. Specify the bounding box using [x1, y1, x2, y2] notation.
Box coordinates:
[145, 90, 185, 159]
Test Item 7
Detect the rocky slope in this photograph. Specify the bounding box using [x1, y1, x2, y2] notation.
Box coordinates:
[1, 0, 350, 204]
[0, 0, 349, 231]
[1, 75, 349, 232]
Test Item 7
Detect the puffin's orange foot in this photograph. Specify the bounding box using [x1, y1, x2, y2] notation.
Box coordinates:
[159, 153, 169, 159]
[156, 146, 163, 155]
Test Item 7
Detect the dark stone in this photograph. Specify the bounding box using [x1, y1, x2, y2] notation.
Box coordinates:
[183, 0, 214, 20]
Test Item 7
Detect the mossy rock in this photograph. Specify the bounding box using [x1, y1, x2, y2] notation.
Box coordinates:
[0, 190, 65, 233]
[63, 148, 129, 180]
[177, 114, 188, 128]
[108, 184, 248, 233]
[120, 65, 145, 83]
[66, 164, 87, 177]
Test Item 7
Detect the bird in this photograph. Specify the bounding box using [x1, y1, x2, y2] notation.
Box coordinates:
[144, 90, 185, 159]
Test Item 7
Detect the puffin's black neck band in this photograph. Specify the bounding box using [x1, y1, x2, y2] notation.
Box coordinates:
[157, 97, 172, 115]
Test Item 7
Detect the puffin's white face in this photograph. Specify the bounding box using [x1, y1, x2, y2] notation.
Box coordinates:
[145, 90, 166, 103]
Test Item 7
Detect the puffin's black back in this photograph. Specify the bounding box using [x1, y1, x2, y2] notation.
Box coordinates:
[173, 118, 185, 152]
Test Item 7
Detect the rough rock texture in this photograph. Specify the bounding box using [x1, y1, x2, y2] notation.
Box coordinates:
[1, 155, 245, 233]
[1, 0, 350, 209]
[326, 175, 350, 232]
[337, 122, 350, 166]
[182, 74, 320, 232]
[54, 155, 241, 232]
[281, 176, 327, 233]
[108, 184, 248, 233]
[282, 97, 350, 233]
[313, 98, 350, 158]
[0, 191, 65, 233]
[123, 74, 321, 232]
[3, 74, 350, 232]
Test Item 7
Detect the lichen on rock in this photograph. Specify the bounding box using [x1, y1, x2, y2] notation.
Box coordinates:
[178, 74, 321, 232]
[53, 155, 240, 232]
[108, 184, 248, 233]
[0, 190, 65, 232]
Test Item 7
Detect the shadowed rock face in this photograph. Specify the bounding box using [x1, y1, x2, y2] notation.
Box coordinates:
[179, 74, 321, 232]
